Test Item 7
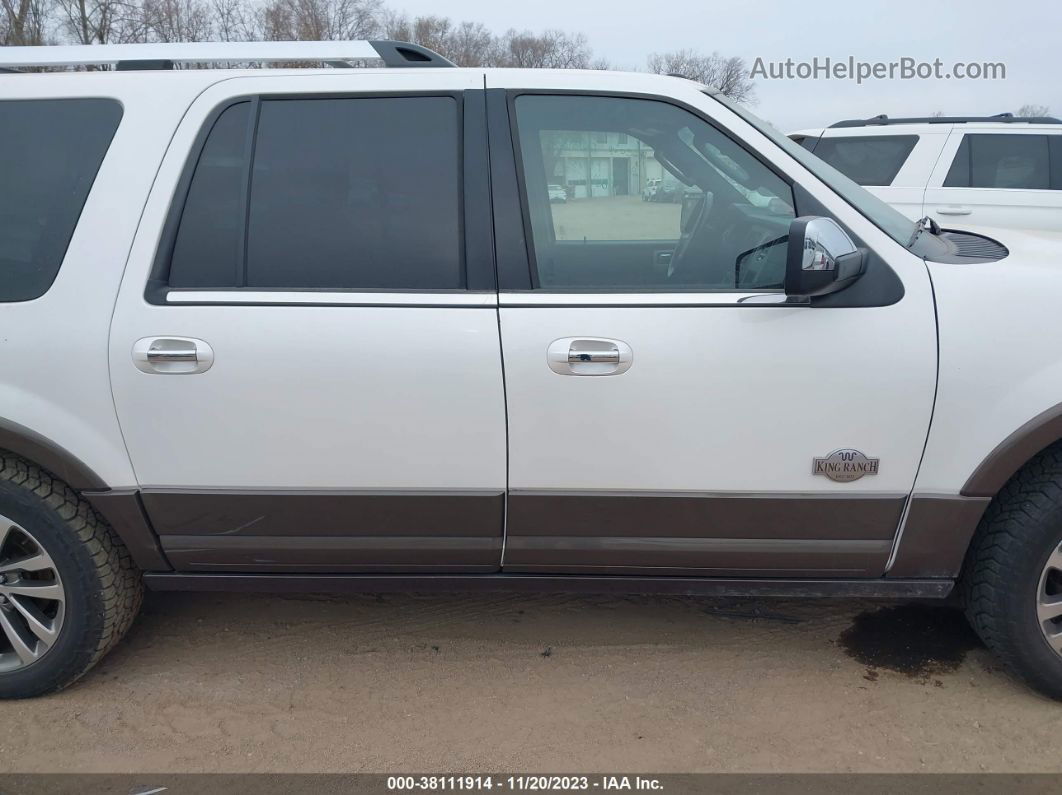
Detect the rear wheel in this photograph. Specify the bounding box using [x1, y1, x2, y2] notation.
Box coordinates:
[0, 453, 142, 698]
[962, 443, 1062, 699]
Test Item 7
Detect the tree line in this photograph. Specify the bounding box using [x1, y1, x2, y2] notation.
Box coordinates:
[0, 0, 757, 100]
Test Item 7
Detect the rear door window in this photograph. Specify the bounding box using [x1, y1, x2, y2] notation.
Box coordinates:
[167, 95, 463, 291]
[811, 135, 917, 186]
[945, 134, 1052, 189]
[0, 99, 122, 301]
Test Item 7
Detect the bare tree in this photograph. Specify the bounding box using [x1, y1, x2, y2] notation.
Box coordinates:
[498, 28, 592, 68]
[1017, 103, 1051, 118]
[444, 20, 497, 66]
[52, 0, 145, 44]
[140, 0, 212, 41]
[1, 0, 49, 44]
[647, 49, 755, 102]
[383, 13, 498, 67]
[210, 0, 255, 40]
[257, 0, 381, 41]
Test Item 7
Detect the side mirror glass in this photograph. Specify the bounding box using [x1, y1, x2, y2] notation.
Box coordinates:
[784, 216, 867, 300]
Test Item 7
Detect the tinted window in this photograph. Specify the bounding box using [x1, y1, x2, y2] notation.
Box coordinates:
[945, 134, 1051, 189]
[169, 102, 251, 288]
[0, 99, 122, 301]
[1052, 136, 1062, 189]
[811, 136, 917, 186]
[515, 95, 794, 291]
[943, 137, 970, 187]
[168, 96, 462, 291]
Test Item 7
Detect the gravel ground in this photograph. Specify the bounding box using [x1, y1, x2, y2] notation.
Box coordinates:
[2, 590, 1060, 773]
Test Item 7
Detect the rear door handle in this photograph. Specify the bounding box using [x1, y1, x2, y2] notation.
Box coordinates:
[568, 348, 620, 364]
[936, 205, 972, 215]
[548, 338, 632, 376]
[132, 337, 214, 374]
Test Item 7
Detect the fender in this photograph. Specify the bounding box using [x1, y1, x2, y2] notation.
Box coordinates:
[961, 402, 1062, 498]
[0, 416, 170, 571]
[0, 416, 107, 490]
[890, 401, 1062, 579]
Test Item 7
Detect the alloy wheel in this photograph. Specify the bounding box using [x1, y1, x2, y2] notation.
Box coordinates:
[0, 515, 66, 673]
[1037, 541, 1062, 656]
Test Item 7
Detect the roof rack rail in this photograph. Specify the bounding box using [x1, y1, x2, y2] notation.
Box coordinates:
[0, 39, 455, 71]
[829, 112, 1062, 128]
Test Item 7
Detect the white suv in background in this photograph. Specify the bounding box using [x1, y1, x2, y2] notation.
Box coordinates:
[790, 114, 1062, 232]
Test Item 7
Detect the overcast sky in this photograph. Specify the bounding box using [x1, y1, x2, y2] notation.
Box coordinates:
[393, 0, 1061, 131]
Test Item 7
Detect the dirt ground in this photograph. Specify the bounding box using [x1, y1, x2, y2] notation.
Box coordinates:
[2, 590, 1061, 773]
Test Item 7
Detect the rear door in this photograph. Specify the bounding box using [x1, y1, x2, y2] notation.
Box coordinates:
[924, 129, 1062, 231]
[109, 72, 507, 573]
[487, 76, 938, 577]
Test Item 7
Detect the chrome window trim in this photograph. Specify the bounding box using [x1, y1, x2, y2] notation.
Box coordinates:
[499, 291, 783, 307]
[164, 290, 497, 307]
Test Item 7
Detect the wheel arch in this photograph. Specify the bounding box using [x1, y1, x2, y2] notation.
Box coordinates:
[0, 422, 170, 571]
[0, 417, 108, 491]
[890, 403, 1062, 580]
[961, 402, 1062, 499]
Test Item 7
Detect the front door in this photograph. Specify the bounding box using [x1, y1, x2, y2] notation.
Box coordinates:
[490, 79, 938, 577]
[110, 73, 506, 573]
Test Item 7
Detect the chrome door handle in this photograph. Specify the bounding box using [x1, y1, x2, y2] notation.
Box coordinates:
[936, 205, 972, 215]
[548, 337, 633, 376]
[146, 346, 198, 363]
[568, 347, 620, 364]
[133, 337, 214, 374]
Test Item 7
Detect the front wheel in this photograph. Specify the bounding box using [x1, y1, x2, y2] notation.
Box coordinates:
[962, 444, 1062, 699]
[0, 454, 142, 698]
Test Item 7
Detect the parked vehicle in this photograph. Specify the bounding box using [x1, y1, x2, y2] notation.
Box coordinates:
[3, 42, 1062, 700]
[790, 113, 1062, 232]
[548, 184, 567, 203]
[650, 182, 679, 203]
[642, 177, 662, 201]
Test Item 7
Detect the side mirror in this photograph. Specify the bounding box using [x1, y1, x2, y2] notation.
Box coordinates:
[784, 216, 867, 300]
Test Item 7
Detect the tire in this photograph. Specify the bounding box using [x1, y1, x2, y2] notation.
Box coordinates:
[962, 442, 1062, 700]
[0, 452, 142, 698]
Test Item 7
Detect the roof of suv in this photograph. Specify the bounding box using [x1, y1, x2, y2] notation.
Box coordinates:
[792, 113, 1062, 139]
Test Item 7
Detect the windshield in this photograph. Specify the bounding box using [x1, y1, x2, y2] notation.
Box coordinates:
[706, 90, 918, 247]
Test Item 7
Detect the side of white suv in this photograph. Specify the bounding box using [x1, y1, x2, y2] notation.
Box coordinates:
[790, 114, 1062, 232]
[3, 42, 1062, 700]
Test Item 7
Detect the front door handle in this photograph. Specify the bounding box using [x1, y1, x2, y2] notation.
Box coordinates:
[548, 337, 633, 376]
[132, 337, 214, 374]
[568, 348, 620, 364]
[936, 205, 972, 215]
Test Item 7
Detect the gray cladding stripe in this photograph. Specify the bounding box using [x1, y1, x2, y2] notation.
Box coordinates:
[162, 535, 502, 571]
[505, 491, 907, 540]
[142, 488, 912, 576]
[142, 489, 505, 537]
[503, 536, 893, 573]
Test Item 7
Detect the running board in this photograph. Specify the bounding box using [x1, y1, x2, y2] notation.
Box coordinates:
[143, 573, 954, 599]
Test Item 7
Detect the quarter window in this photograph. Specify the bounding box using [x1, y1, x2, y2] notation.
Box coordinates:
[514, 95, 795, 291]
[167, 95, 463, 291]
[811, 135, 918, 186]
[945, 134, 1052, 189]
[0, 99, 122, 301]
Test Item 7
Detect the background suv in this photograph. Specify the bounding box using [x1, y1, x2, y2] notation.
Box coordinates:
[790, 113, 1062, 232]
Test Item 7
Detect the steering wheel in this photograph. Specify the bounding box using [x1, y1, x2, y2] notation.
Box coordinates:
[667, 191, 714, 280]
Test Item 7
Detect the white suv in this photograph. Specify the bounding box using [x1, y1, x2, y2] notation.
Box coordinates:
[790, 114, 1062, 232]
[2, 42, 1062, 700]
